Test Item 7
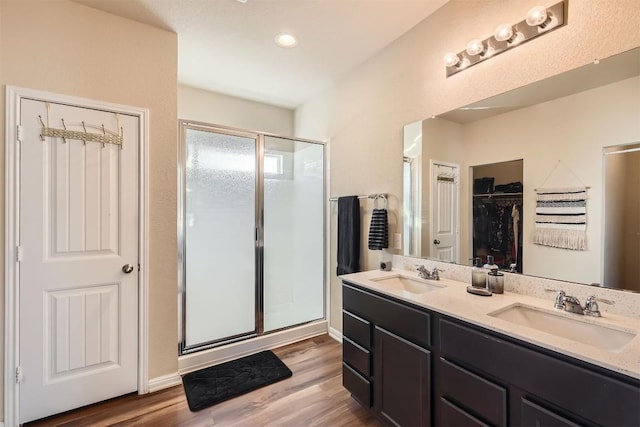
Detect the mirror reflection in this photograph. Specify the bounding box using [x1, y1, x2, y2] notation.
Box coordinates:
[403, 47, 640, 292]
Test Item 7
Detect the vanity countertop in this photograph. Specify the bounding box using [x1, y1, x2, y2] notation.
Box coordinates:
[341, 269, 640, 380]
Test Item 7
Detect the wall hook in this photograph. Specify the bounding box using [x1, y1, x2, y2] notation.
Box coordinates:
[60, 118, 68, 143]
[37, 115, 46, 141]
[81, 121, 87, 145]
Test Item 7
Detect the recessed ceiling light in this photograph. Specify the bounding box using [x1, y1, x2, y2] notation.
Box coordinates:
[274, 33, 298, 48]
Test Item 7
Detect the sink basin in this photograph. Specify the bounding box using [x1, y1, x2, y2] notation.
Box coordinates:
[370, 274, 446, 295]
[488, 304, 636, 352]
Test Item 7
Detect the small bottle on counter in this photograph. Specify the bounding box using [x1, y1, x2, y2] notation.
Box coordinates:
[487, 268, 504, 294]
[483, 255, 498, 271]
[483, 255, 498, 288]
[471, 257, 486, 288]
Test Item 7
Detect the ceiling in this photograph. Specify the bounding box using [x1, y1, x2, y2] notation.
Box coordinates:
[73, 0, 448, 109]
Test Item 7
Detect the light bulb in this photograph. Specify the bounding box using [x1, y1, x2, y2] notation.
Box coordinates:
[443, 52, 461, 67]
[526, 5, 549, 27]
[274, 33, 298, 48]
[494, 24, 516, 43]
[466, 39, 485, 56]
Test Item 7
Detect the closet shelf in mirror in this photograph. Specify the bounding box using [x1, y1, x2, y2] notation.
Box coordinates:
[473, 192, 523, 197]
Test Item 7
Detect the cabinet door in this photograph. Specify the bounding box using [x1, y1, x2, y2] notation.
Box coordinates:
[374, 326, 431, 426]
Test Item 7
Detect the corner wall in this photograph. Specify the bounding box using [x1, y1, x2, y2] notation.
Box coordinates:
[294, 0, 640, 332]
[0, 0, 178, 417]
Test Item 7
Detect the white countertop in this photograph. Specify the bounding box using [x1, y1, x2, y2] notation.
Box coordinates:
[341, 269, 640, 380]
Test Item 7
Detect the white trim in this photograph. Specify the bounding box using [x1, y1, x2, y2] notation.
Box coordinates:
[328, 326, 343, 343]
[179, 321, 328, 374]
[4, 86, 150, 425]
[148, 373, 182, 393]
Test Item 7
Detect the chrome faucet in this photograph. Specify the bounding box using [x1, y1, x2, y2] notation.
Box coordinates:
[552, 291, 613, 317]
[416, 265, 443, 280]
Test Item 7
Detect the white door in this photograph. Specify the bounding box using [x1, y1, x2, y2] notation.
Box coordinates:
[18, 99, 139, 423]
[430, 161, 460, 263]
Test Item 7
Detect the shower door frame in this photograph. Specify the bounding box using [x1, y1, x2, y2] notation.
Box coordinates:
[177, 120, 326, 355]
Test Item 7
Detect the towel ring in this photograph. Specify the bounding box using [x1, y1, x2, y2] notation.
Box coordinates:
[374, 194, 388, 210]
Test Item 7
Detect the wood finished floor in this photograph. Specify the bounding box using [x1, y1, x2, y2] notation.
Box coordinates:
[26, 334, 382, 427]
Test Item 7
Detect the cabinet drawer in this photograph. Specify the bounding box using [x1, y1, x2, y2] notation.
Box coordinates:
[343, 337, 371, 377]
[343, 362, 372, 408]
[343, 310, 371, 348]
[440, 319, 640, 427]
[438, 397, 489, 427]
[343, 282, 431, 348]
[439, 358, 507, 426]
[521, 398, 581, 427]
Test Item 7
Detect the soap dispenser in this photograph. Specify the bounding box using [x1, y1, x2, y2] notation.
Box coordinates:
[467, 258, 492, 296]
[487, 268, 504, 294]
[483, 255, 498, 271]
[471, 258, 486, 288]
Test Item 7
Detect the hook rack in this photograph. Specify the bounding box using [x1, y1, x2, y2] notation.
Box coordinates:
[39, 116, 124, 149]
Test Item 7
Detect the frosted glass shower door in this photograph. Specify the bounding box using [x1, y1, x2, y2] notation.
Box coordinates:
[263, 136, 324, 332]
[183, 127, 257, 349]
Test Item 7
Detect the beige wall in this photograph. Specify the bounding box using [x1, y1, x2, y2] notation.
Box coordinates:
[178, 84, 294, 135]
[0, 0, 178, 415]
[295, 0, 640, 331]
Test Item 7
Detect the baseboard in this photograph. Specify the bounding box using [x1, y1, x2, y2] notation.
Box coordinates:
[328, 326, 342, 343]
[147, 372, 182, 393]
[178, 320, 328, 374]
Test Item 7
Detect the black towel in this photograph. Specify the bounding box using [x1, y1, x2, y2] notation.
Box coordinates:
[368, 208, 389, 250]
[337, 196, 360, 275]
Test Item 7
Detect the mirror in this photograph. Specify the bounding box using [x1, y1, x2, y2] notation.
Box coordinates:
[403, 47, 640, 292]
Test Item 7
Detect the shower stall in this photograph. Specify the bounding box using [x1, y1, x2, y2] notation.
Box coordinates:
[178, 121, 325, 354]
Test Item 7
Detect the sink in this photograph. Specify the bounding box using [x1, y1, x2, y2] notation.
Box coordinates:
[370, 274, 446, 295]
[488, 304, 636, 352]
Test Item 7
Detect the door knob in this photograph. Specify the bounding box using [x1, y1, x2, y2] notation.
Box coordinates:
[122, 264, 134, 274]
[433, 239, 441, 245]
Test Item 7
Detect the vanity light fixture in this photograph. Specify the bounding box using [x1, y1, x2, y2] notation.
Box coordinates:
[444, 1, 565, 77]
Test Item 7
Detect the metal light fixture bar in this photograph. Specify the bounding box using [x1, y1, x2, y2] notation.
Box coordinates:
[445, 1, 566, 77]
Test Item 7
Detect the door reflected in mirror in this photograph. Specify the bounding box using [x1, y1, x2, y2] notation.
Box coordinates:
[603, 143, 640, 292]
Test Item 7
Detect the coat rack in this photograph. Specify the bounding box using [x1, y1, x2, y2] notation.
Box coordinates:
[38, 115, 123, 149]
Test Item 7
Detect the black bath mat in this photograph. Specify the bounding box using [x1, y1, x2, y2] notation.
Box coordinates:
[181, 350, 292, 412]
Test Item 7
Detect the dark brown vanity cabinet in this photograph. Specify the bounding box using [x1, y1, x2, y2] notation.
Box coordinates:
[342, 281, 640, 427]
[342, 283, 432, 426]
[439, 319, 640, 426]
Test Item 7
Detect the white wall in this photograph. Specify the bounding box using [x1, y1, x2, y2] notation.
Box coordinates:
[295, 0, 640, 332]
[179, 84, 294, 136]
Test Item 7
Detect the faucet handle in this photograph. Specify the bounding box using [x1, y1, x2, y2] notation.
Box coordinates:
[588, 295, 614, 305]
[584, 295, 601, 317]
[584, 295, 613, 317]
[546, 289, 566, 309]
